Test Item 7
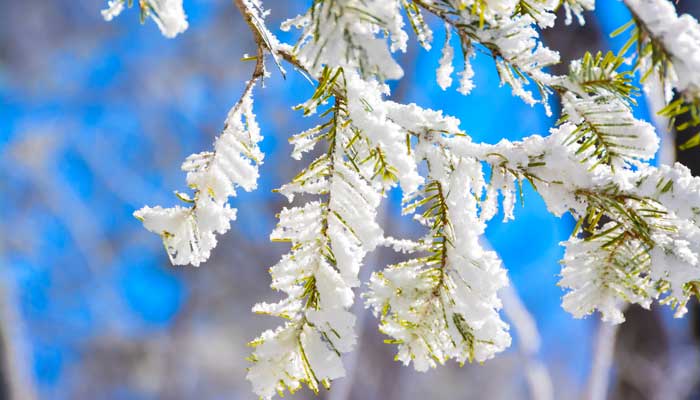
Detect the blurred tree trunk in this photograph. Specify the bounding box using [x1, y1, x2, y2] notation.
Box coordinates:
[0, 284, 36, 400]
[609, 305, 669, 400]
[0, 326, 13, 400]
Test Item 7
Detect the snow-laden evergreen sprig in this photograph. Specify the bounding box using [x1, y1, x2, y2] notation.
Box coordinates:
[566, 50, 638, 102]
[101, 0, 188, 38]
[559, 171, 700, 322]
[550, 51, 658, 171]
[247, 68, 390, 399]
[558, 91, 657, 169]
[366, 134, 510, 371]
[454, 123, 700, 323]
[413, 0, 560, 113]
[560, 186, 669, 323]
[617, 0, 700, 148]
[621, 0, 700, 98]
[281, 0, 408, 80]
[132, 0, 283, 267]
[134, 80, 263, 266]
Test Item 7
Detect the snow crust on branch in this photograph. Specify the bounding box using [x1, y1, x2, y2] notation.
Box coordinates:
[417, 0, 560, 111]
[436, 24, 455, 90]
[625, 0, 700, 98]
[102, 0, 188, 38]
[281, 0, 408, 80]
[562, 0, 596, 25]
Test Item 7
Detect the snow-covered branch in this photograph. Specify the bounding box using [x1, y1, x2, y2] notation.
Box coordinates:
[102, 0, 188, 38]
[132, 0, 272, 266]
[620, 0, 700, 148]
[103, 0, 700, 398]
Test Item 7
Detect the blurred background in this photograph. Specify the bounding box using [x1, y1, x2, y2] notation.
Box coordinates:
[1, 1, 700, 399]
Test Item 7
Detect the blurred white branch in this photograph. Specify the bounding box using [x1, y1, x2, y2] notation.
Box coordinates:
[586, 313, 623, 400]
[501, 283, 553, 400]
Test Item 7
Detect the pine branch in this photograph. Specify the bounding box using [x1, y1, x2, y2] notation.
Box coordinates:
[569, 51, 638, 103]
[101, 0, 188, 38]
[131, 2, 273, 266]
[248, 66, 395, 397]
[413, 0, 559, 110]
[366, 138, 510, 370]
[618, 0, 700, 148]
[548, 51, 658, 170]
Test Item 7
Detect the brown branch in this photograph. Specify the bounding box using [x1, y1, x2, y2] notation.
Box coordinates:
[225, 0, 271, 118]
